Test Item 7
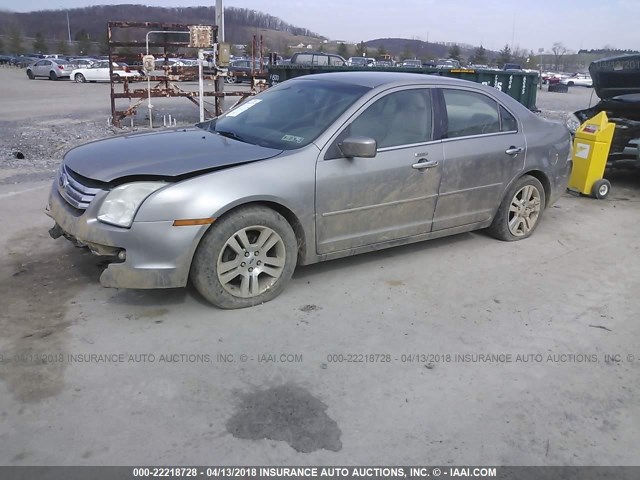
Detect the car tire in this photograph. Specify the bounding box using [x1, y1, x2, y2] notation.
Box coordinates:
[567, 81, 574, 86]
[225, 75, 236, 84]
[487, 175, 546, 241]
[49, 71, 58, 81]
[592, 179, 611, 199]
[74, 73, 86, 83]
[190, 206, 298, 309]
[26, 70, 35, 79]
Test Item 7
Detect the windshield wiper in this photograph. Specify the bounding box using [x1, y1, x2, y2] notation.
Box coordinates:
[216, 130, 252, 144]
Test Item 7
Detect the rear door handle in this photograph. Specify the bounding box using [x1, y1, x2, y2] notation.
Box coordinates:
[505, 146, 524, 155]
[412, 160, 439, 170]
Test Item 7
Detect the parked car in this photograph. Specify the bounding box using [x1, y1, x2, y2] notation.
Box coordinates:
[44, 54, 69, 60]
[71, 61, 141, 83]
[347, 57, 368, 67]
[436, 58, 460, 68]
[226, 59, 263, 83]
[46, 72, 572, 309]
[290, 52, 346, 66]
[574, 54, 640, 167]
[436, 59, 461, 69]
[503, 63, 522, 71]
[26, 59, 75, 80]
[14, 55, 41, 67]
[561, 73, 592, 87]
[541, 72, 568, 85]
[401, 59, 422, 68]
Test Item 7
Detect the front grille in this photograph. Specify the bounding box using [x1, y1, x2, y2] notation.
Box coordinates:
[57, 164, 102, 210]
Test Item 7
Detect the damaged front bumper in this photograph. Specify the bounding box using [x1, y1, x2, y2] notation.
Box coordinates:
[45, 183, 201, 289]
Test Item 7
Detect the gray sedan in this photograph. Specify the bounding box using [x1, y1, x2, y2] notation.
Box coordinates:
[46, 72, 572, 308]
[26, 59, 75, 80]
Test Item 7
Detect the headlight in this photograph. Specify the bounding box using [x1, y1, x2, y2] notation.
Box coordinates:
[98, 182, 166, 228]
[565, 114, 581, 135]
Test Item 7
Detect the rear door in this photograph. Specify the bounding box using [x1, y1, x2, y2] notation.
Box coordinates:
[315, 87, 443, 254]
[431, 88, 526, 230]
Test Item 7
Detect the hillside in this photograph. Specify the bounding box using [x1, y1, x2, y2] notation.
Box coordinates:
[0, 4, 324, 54]
[365, 38, 494, 62]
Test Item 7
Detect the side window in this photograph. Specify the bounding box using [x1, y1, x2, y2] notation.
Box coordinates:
[314, 55, 329, 66]
[443, 89, 501, 138]
[330, 56, 345, 66]
[500, 105, 518, 132]
[294, 54, 313, 64]
[349, 89, 433, 149]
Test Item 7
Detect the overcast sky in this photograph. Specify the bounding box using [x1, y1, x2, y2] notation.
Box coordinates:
[1, 0, 638, 52]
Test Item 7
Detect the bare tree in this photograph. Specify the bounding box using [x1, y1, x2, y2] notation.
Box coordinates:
[551, 42, 568, 70]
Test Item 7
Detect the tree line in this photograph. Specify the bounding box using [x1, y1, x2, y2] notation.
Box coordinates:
[0, 5, 322, 54]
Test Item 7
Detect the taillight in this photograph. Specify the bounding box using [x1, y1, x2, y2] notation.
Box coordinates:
[58, 65, 64, 69]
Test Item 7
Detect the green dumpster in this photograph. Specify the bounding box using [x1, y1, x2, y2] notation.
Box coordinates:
[266, 65, 539, 110]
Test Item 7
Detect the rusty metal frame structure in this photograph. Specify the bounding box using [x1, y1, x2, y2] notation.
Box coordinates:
[107, 21, 267, 127]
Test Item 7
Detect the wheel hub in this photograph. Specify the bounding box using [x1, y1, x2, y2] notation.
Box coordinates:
[216, 226, 286, 298]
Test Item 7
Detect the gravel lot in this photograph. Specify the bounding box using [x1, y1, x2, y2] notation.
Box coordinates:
[1, 67, 639, 466]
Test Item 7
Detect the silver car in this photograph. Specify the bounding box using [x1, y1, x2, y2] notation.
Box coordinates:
[46, 72, 572, 309]
[26, 59, 75, 80]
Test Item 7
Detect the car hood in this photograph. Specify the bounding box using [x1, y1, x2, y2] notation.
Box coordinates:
[64, 127, 283, 183]
[590, 54, 640, 99]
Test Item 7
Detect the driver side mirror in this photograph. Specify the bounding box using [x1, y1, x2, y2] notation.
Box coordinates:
[338, 136, 377, 158]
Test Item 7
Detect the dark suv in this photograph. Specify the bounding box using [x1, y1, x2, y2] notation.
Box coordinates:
[290, 52, 346, 66]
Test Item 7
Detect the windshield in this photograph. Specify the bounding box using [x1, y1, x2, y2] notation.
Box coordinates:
[204, 79, 370, 150]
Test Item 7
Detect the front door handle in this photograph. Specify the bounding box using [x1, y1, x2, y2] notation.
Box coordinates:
[505, 146, 524, 156]
[412, 160, 439, 170]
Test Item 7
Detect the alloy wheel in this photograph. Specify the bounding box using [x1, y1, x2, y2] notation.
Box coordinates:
[508, 185, 542, 236]
[216, 225, 286, 298]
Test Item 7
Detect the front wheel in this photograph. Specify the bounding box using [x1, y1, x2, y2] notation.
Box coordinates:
[26, 70, 35, 79]
[225, 75, 237, 84]
[74, 73, 86, 83]
[487, 175, 546, 241]
[190, 206, 298, 309]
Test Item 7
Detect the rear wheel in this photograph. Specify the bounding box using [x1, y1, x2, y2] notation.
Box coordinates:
[225, 75, 237, 84]
[26, 70, 35, 79]
[567, 81, 574, 86]
[49, 71, 58, 81]
[487, 175, 546, 241]
[190, 206, 298, 309]
[74, 73, 86, 83]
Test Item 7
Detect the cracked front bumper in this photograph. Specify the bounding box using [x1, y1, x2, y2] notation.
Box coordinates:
[46, 183, 206, 289]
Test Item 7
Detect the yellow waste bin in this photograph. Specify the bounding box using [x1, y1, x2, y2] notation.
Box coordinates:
[568, 111, 615, 199]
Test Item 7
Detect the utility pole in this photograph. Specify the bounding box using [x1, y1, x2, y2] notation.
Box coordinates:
[216, 0, 225, 42]
[67, 11, 72, 44]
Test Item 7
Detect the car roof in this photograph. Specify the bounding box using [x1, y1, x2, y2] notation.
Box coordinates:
[291, 71, 480, 89]
[289, 71, 534, 116]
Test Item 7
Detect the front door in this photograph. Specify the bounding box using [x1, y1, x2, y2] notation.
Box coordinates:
[316, 88, 443, 254]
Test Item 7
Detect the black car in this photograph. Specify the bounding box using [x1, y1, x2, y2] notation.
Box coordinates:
[575, 54, 640, 165]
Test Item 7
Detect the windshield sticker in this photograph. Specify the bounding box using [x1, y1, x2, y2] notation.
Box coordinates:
[281, 134, 305, 144]
[226, 99, 262, 117]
